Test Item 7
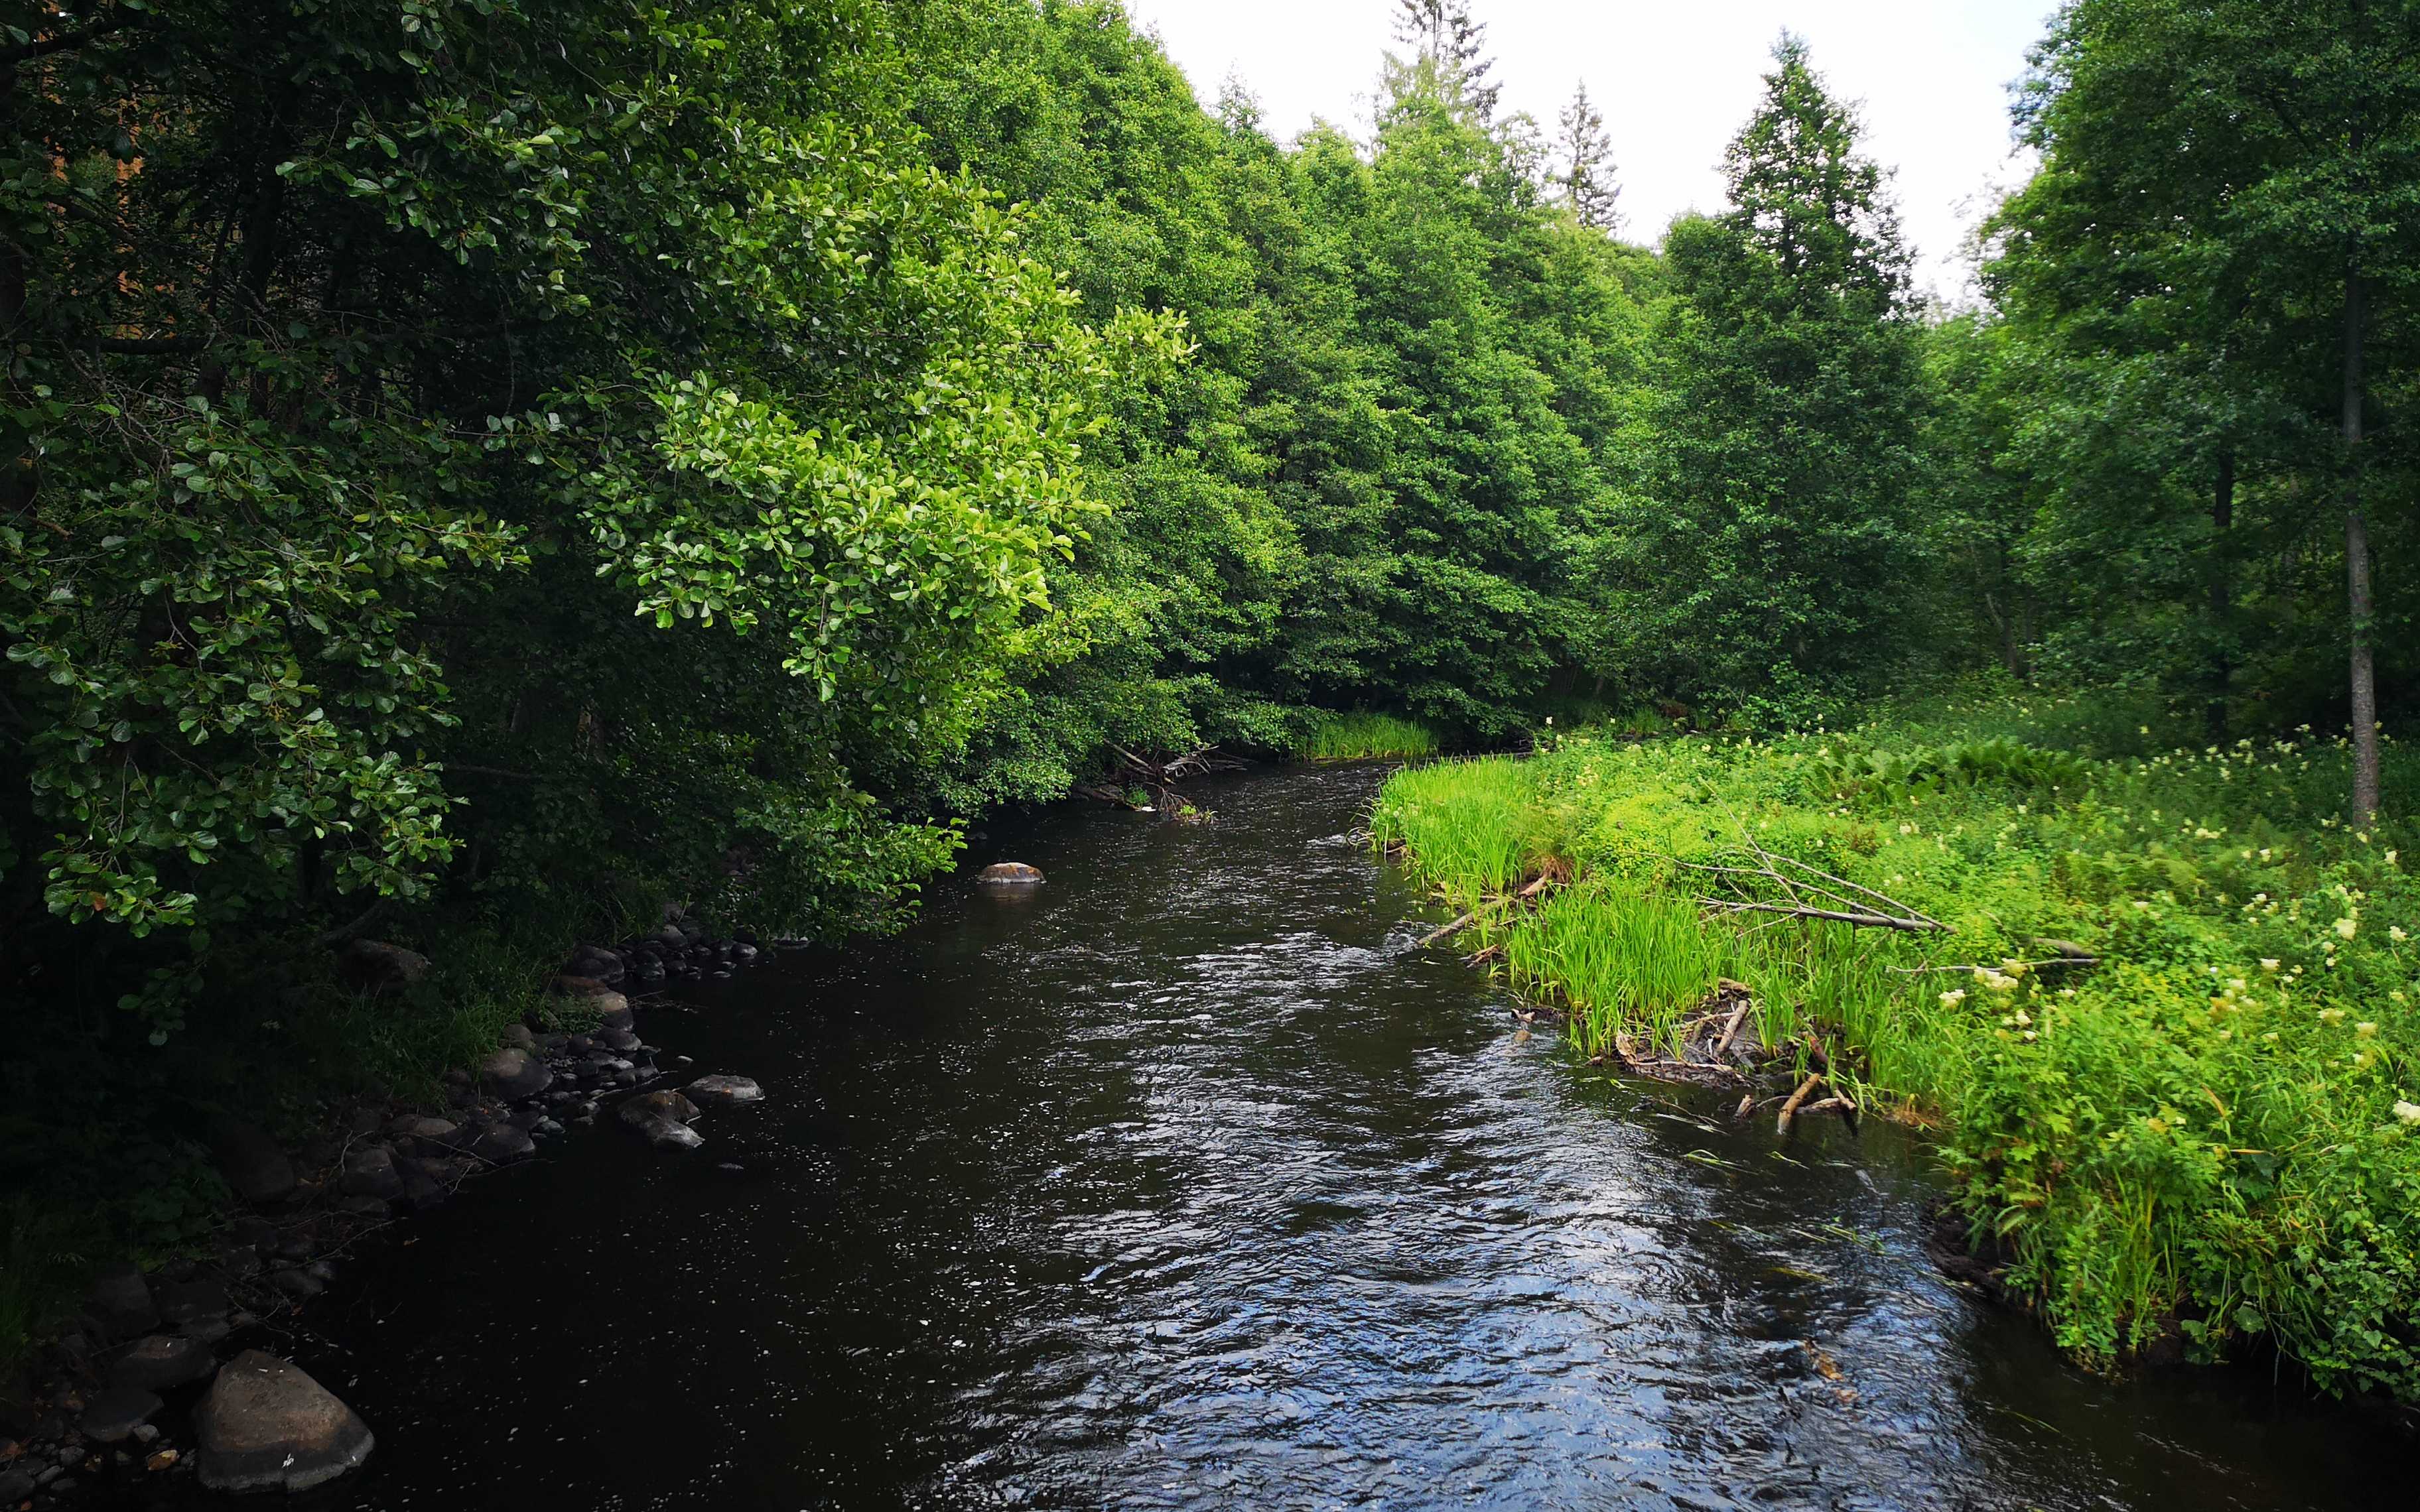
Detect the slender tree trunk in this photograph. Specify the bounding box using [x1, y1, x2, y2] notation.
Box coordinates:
[2344, 267, 2381, 821]
[2206, 448, 2234, 741]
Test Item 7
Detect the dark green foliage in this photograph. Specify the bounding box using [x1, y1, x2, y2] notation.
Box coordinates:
[1607, 38, 1924, 707]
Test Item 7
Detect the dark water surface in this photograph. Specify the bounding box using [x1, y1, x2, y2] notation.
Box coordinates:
[232, 766, 2395, 1509]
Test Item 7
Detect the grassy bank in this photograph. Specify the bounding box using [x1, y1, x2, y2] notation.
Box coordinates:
[1373, 699, 2420, 1402]
[1300, 712, 1442, 761]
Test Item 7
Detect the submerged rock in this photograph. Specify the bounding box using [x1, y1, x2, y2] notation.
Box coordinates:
[194, 1351, 373, 1493]
[975, 861, 1043, 885]
[617, 1091, 699, 1127]
[685, 1074, 764, 1107]
[618, 1090, 703, 1151]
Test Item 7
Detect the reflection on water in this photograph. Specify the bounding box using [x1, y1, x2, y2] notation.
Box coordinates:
[206, 767, 2395, 1511]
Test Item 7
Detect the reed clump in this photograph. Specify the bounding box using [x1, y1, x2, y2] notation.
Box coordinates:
[1298, 712, 1441, 762]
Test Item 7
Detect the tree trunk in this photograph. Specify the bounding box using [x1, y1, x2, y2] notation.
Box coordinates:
[2344, 267, 2381, 822]
[2206, 448, 2234, 742]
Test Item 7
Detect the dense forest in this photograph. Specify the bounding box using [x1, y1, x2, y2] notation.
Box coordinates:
[5, 0, 2417, 1387]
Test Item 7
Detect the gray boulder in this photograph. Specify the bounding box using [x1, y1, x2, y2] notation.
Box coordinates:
[636, 1117, 705, 1151]
[562, 945, 626, 985]
[617, 1090, 699, 1127]
[338, 1145, 404, 1201]
[478, 1046, 553, 1101]
[467, 1122, 535, 1163]
[336, 939, 431, 995]
[193, 1351, 374, 1492]
[685, 1074, 764, 1107]
[618, 1090, 703, 1151]
[109, 1333, 218, 1393]
[975, 861, 1043, 885]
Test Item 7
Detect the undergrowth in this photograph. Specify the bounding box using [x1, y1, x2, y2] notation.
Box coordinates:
[1373, 696, 2420, 1402]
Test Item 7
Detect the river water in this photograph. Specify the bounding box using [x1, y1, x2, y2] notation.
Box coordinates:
[239, 765, 2393, 1510]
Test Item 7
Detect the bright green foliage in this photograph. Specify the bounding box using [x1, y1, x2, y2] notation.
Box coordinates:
[1, 1, 1172, 990]
[1298, 712, 1440, 761]
[1378, 698, 2420, 1395]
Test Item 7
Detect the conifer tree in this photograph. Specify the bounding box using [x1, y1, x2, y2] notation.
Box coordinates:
[1615, 35, 1922, 705]
[1556, 83, 1620, 231]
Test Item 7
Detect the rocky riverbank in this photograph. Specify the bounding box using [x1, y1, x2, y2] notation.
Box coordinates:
[0, 915, 772, 1507]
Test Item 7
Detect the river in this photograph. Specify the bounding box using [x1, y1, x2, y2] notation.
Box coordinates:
[222, 765, 2393, 1509]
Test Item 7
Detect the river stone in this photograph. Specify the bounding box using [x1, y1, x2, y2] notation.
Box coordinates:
[338, 1145, 404, 1201]
[563, 945, 626, 985]
[194, 1352, 373, 1493]
[109, 1334, 217, 1393]
[975, 861, 1043, 885]
[269, 1268, 325, 1302]
[86, 1263, 158, 1340]
[500, 1023, 536, 1051]
[634, 1117, 705, 1151]
[685, 1074, 764, 1107]
[388, 1115, 462, 1152]
[618, 1091, 699, 1128]
[468, 1122, 535, 1163]
[576, 986, 635, 1031]
[79, 1387, 161, 1444]
[336, 939, 431, 995]
[210, 1124, 297, 1206]
[478, 1047, 553, 1101]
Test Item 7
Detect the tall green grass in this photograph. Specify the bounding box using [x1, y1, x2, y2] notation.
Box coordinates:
[1371, 759, 1547, 907]
[1299, 711, 1440, 761]
[1376, 696, 2420, 1399]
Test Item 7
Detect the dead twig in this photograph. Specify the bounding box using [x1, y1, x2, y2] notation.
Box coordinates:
[1701, 899, 1948, 932]
[1414, 874, 1556, 949]
[1776, 1072, 1825, 1137]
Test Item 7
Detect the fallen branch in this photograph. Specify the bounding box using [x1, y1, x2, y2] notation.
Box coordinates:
[1776, 1072, 1825, 1137]
[1702, 899, 1948, 933]
[1711, 1000, 1753, 1061]
[1414, 874, 1556, 949]
[1889, 956, 2097, 974]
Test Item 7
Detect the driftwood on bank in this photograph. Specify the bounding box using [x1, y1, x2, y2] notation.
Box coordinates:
[1414, 873, 1558, 949]
[1685, 794, 1950, 936]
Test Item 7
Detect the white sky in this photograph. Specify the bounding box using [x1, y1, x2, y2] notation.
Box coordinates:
[1120, 1, 2055, 299]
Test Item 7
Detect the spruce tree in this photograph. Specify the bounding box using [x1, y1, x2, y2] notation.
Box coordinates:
[1617, 35, 1922, 705]
[1556, 84, 1621, 231]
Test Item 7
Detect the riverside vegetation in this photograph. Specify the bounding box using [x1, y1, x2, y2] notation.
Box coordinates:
[5, 0, 2419, 1422]
[1375, 698, 2420, 1399]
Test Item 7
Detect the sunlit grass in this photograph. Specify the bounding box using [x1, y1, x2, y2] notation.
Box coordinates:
[1298, 711, 1440, 761]
[1374, 692, 2420, 1392]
